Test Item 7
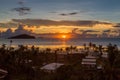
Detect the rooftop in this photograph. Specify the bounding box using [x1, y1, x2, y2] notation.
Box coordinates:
[40, 63, 64, 71]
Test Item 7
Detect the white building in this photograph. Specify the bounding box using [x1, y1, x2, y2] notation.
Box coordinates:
[40, 63, 64, 73]
[81, 55, 97, 68]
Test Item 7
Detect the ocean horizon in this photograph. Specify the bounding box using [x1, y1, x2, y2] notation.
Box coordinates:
[0, 38, 120, 49]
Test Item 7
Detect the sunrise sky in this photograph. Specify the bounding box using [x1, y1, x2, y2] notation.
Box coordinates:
[0, 0, 120, 37]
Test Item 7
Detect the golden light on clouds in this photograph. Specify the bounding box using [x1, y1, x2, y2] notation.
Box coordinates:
[93, 24, 115, 30]
[0, 28, 16, 32]
[0, 28, 7, 32]
[32, 26, 73, 34]
[0, 22, 117, 37]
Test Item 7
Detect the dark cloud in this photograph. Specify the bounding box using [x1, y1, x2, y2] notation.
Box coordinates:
[11, 19, 112, 27]
[114, 25, 120, 27]
[103, 30, 119, 33]
[50, 10, 88, 16]
[72, 28, 79, 33]
[0, 19, 113, 28]
[81, 30, 99, 35]
[11, 0, 31, 16]
[103, 30, 111, 32]
[69, 12, 78, 15]
[59, 12, 78, 16]
[59, 13, 68, 16]
[18, 0, 25, 6]
[12, 7, 31, 15]
[83, 30, 99, 33]
[114, 23, 120, 27]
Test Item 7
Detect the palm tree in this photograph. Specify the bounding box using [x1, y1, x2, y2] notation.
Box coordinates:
[65, 47, 70, 60]
[9, 40, 13, 49]
[92, 44, 96, 51]
[98, 45, 103, 56]
[44, 48, 51, 64]
[69, 45, 77, 54]
[83, 43, 87, 50]
[89, 42, 92, 49]
[65, 47, 70, 54]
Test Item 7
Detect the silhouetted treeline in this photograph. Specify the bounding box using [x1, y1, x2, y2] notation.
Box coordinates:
[0, 43, 120, 80]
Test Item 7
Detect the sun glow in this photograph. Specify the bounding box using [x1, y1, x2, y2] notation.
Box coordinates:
[55, 33, 72, 40]
[62, 35, 67, 39]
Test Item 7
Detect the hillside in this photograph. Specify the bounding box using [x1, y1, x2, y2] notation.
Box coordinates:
[8, 34, 35, 39]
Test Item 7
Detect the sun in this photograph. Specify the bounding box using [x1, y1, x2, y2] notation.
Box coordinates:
[55, 33, 71, 40]
[62, 35, 67, 39]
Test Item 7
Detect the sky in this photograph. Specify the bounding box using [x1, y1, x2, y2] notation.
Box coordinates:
[0, 0, 120, 22]
[0, 0, 120, 38]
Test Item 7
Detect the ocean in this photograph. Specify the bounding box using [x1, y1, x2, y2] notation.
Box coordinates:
[0, 38, 120, 49]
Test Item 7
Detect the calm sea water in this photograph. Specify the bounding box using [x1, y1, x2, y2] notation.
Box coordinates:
[0, 38, 120, 49]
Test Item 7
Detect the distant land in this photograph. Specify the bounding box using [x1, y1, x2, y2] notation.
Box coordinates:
[8, 34, 35, 39]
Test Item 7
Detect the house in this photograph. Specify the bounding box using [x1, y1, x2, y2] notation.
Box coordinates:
[81, 55, 97, 68]
[40, 63, 64, 73]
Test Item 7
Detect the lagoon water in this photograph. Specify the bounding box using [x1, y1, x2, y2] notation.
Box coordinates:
[0, 38, 120, 49]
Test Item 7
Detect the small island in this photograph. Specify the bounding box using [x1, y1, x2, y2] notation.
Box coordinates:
[8, 34, 35, 39]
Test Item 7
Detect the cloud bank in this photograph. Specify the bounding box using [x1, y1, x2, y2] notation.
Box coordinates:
[11, 19, 113, 27]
